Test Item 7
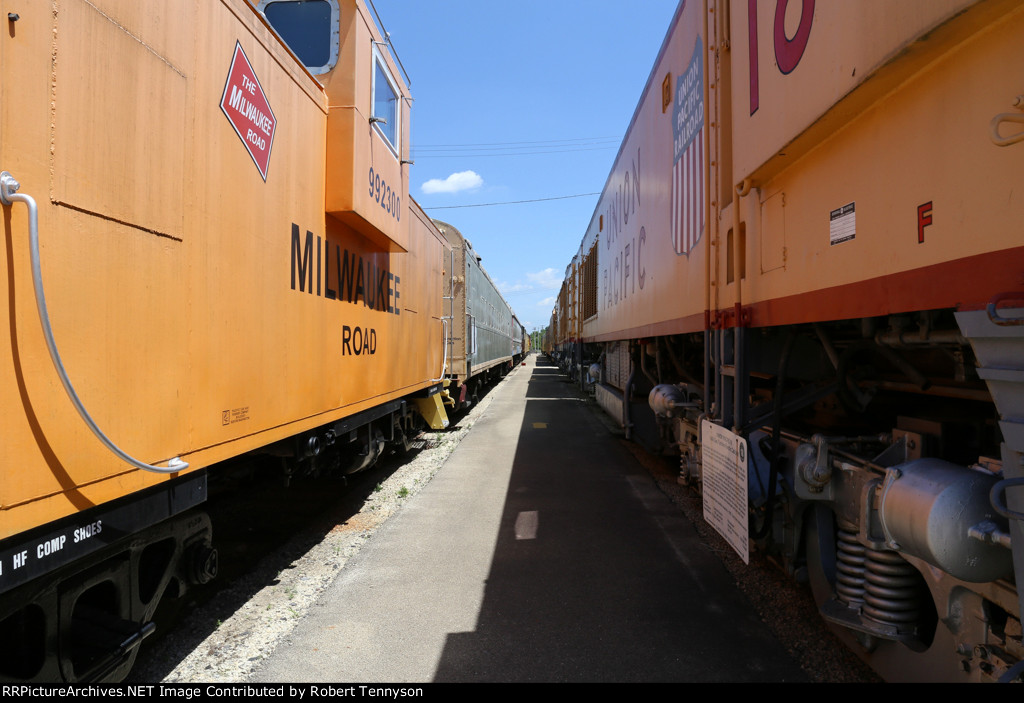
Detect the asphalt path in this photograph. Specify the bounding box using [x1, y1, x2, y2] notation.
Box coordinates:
[254, 354, 807, 682]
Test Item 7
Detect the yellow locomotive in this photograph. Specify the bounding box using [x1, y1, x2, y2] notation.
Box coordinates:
[553, 0, 1024, 682]
[0, 0, 452, 681]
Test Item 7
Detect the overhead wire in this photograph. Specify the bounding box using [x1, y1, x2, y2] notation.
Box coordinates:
[413, 147, 617, 159]
[421, 193, 600, 210]
[414, 136, 619, 148]
[411, 135, 620, 158]
[415, 136, 609, 211]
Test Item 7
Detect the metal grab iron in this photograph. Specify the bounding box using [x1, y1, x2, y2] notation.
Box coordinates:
[0, 171, 187, 474]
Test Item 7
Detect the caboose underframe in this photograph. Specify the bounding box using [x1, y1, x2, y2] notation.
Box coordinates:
[0, 474, 213, 682]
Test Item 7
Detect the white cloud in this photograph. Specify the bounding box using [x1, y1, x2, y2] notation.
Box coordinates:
[526, 268, 562, 290]
[499, 268, 564, 298]
[537, 296, 555, 307]
[421, 170, 483, 194]
[498, 281, 529, 294]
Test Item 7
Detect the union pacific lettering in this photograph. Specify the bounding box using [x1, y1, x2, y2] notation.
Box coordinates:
[603, 149, 641, 251]
[601, 148, 645, 312]
[602, 228, 647, 312]
[290, 224, 401, 316]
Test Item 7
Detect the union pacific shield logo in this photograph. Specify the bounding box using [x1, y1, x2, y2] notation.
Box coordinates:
[671, 38, 704, 256]
[221, 42, 277, 181]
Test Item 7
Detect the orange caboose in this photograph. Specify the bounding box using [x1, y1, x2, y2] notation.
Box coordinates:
[0, 0, 447, 681]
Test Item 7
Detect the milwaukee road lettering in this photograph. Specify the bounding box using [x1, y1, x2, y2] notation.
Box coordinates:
[290, 224, 398, 356]
[227, 82, 274, 143]
[602, 148, 646, 312]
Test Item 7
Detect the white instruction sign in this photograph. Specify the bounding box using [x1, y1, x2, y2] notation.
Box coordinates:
[701, 420, 749, 564]
[829, 202, 856, 245]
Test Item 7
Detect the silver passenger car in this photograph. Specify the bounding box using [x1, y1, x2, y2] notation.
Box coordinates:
[433, 220, 516, 406]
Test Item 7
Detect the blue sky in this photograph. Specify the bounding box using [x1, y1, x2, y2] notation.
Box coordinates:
[373, 1, 681, 331]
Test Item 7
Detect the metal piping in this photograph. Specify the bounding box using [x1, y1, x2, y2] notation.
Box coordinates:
[661, 336, 703, 390]
[838, 340, 932, 408]
[703, 329, 711, 417]
[366, 0, 412, 87]
[0, 171, 187, 474]
[431, 317, 449, 383]
[624, 353, 636, 440]
[874, 329, 968, 346]
[753, 332, 796, 540]
[432, 247, 455, 383]
[814, 323, 840, 370]
[655, 339, 664, 384]
[640, 342, 658, 387]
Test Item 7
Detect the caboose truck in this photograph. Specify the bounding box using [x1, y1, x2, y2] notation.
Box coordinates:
[556, 0, 1024, 682]
[0, 0, 449, 682]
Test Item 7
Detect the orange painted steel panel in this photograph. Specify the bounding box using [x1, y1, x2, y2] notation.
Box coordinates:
[572, 0, 1024, 342]
[324, 1, 412, 252]
[725, 0, 1024, 326]
[732, 0, 979, 184]
[744, 245, 1024, 329]
[0, 0, 444, 542]
[580, 0, 707, 343]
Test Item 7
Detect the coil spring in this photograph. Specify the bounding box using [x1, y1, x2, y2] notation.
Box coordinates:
[836, 529, 866, 605]
[835, 527, 926, 626]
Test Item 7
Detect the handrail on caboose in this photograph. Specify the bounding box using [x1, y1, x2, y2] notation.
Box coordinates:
[431, 247, 456, 383]
[0, 171, 188, 474]
[431, 317, 449, 384]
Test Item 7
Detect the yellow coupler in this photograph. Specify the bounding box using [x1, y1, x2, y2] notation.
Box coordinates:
[413, 393, 451, 430]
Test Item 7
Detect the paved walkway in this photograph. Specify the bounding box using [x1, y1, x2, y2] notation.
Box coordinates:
[254, 355, 806, 682]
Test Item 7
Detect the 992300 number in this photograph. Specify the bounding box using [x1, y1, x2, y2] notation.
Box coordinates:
[369, 167, 401, 222]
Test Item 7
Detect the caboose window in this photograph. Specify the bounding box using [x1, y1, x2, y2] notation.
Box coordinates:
[258, 0, 340, 75]
[372, 46, 400, 156]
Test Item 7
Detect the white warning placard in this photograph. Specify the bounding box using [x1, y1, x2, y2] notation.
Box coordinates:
[701, 420, 749, 564]
[829, 202, 856, 246]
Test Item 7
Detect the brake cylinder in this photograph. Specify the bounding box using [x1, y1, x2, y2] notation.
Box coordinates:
[877, 459, 1012, 583]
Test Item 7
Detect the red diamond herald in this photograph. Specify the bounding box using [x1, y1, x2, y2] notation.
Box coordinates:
[220, 42, 277, 181]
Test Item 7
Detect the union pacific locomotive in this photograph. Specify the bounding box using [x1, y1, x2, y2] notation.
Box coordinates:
[0, 0, 520, 683]
[550, 0, 1024, 683]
